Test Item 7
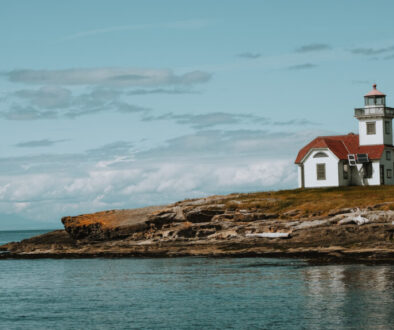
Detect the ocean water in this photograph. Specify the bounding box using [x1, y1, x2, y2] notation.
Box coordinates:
[0, 230, 51, 246]
[0, 231, 393, 330]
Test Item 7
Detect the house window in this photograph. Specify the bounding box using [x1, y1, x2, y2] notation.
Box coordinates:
[387, 151, 391, 161]
[316, 164, 326, 180]
[366, 122, 376, 135]
[385, 121, 391, 134]
[363, 163, 373, 179]
[343, 163, 349, 180]
[313, 152, 328, 158]
[387, 169, 392, 179]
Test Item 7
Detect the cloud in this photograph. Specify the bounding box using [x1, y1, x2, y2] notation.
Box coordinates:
[6, 68, 212, 87]
[139, 129, 314, 158]
[0, 128, 324, 224]
[273, 119, 320, 126]
[14, 86, 72, 109]
[0, 157, 296, 224]
[64, 19, 212, 40]
[3, 87, 151, 120]
[237, 52, 261, 59]
[349, 45, 394, 56]
[1, 105, 58, 120]
[86, 141, 134, 157]
[127, 88, 198, 95]
[295, 43, 331, 53]
[14, 139, 68, 148]
[142, 112, 319, 129]
[113, 102, 150, 114]
[287, 63, 317, 70]
[2, 67, 211, 121]
[142, 112, 256, 129]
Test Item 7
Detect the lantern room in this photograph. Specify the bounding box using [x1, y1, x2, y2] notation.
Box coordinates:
[364, 84, 386, 106]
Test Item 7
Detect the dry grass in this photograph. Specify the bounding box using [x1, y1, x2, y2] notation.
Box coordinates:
[65, 186, 394, 228]
[225, 186, 394, 218]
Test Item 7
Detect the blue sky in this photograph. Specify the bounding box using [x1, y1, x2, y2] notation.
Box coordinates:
[1, 0, 394, 229]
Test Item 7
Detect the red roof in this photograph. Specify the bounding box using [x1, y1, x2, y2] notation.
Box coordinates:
[365, 84, 386, 97]
[295, 133, 388, 163]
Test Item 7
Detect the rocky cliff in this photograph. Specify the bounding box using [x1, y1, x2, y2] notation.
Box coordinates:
[2, 186, 394, 262]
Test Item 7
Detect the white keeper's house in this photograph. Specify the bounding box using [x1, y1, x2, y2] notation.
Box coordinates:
[295, 84, 394, 188]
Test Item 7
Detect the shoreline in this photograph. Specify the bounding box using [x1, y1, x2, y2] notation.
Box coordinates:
[1, 250, 393, 265]
[1, 187, 393, 264]
[1, 229, 393, 264]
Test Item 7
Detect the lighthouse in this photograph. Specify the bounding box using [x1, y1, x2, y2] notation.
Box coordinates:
[355, 84, 393, 146]
[295, 84, 394, 188]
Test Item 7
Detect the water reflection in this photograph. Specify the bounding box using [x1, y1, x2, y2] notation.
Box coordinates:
[302, 265, 394, 329]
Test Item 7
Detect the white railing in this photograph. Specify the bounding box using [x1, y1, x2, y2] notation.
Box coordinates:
[354, 107, 394, 117]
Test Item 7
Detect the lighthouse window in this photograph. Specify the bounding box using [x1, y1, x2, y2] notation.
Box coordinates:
[366, 122, 376, 135]
[387, 169, 392, 179]
[385, 121, 391, 134]
[376, 97, 384, 105]
[316, 164, 326, 180]
[367, 98, 375, 106]
[387, 151, 391, 161]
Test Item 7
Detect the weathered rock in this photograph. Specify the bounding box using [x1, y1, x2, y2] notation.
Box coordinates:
[282, 209, 300, 218]
[328, 208, 353, 217]
[233, 212, 278, 222]
[294, 219, 329, 230]
[62, 206, 163, 240]
[2, 187, 394, 262]
[184, 206, 225, 223]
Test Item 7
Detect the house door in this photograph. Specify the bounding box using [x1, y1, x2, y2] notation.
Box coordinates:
[380, 165, 385, 185]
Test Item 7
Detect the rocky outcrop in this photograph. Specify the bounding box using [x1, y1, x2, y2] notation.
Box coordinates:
[2, 187, 394, 262]
[61, 206, 163, 240]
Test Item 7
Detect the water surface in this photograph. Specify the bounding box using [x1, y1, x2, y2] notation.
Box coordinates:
[0, 230, 51, 246]
[0, 231, 393, 329]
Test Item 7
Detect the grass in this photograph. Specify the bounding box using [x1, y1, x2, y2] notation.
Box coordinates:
[224, 185, 394, 218]
[66, 186, 394, 228]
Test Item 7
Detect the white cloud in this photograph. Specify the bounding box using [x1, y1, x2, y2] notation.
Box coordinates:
[0, 128, 321, 226]
[7, 68, 212, 87]
[0, 157, 296, 224]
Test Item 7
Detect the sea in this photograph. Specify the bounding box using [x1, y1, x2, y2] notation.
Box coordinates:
[0, 230, 393, 330]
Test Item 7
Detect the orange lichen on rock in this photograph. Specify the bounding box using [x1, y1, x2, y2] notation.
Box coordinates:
[61, 206, 163, 240]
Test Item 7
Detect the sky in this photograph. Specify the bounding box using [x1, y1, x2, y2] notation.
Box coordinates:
[1, 0, 394, 229]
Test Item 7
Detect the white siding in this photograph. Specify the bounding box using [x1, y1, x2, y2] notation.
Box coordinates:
[349, 161, 381, 186]
[302, 149, 339, 188]
[359, 118, 385, 146]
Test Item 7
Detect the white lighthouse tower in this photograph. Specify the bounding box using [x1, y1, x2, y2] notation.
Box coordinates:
[355, 84, 393, 146]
